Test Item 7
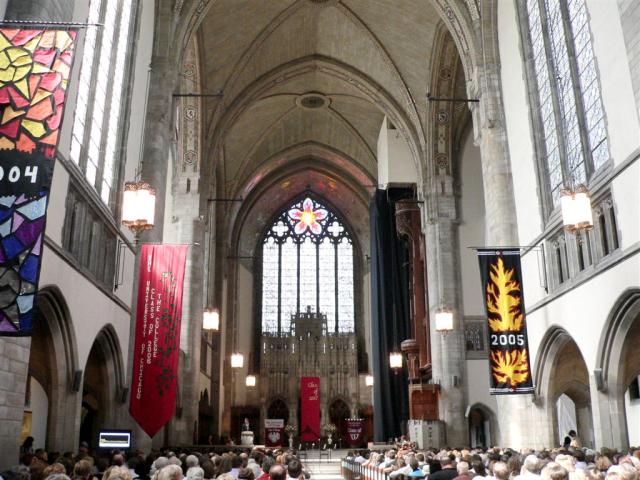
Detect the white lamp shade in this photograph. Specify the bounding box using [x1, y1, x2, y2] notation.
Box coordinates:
[435, 309, 454, 332]
[231, 353, 244, 368]
[246, 375, 256, 387]
[122, 182, 155, 228]
[561, 187, 593, 232]
[573, 188, 593, 230]
[560, 190, 577, 230]
[389, 352, 403, 369]
[365, 375, 374, 387]
[203, 308, 220, 331]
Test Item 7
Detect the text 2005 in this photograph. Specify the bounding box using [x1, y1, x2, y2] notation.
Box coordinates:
[490, 333, 525, 347]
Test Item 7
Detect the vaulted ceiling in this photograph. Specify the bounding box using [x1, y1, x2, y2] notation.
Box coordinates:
[190, 0, 467, 249]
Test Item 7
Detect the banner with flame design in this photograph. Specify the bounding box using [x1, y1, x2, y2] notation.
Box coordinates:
[477, 249, 534, 395]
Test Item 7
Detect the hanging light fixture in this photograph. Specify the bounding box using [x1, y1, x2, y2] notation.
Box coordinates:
[246, 375, 256, 387]
[561, 185, 593, 233]
[203, 308, 220, 331]
[231, 352, 244, 369]
[435, 308, 454, 334]
[365, 375, 374, 387]
[389, 352, 403, 370]
[121, 181, 156, 240]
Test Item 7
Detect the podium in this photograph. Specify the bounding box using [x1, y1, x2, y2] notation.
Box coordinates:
[241, 431, 254, 446]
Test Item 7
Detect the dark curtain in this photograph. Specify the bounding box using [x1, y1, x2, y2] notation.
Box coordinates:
[370, 188, 412, 442]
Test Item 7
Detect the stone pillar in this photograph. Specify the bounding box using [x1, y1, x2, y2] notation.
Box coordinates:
[589, 373, 627, 450]
[0, 337, 30, 470]
[139, 55, 177, 244]
[425, 176, 467, 446]
[471, 62, 535, 446]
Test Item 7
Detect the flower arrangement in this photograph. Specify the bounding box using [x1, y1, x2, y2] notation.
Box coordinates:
[324, 423, 337, 435]
[284, 424, 296, 436]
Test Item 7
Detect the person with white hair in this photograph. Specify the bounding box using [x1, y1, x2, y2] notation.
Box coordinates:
[159, 465, 184, 480]
[187, 467, 205, 480]
[187, 456, 200, 469]
[151, 457, 170, 477]
[516, 455, 541, 480]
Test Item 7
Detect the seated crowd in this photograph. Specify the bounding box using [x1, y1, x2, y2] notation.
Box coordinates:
[1, 444, 310, 480]
[345, 444, 640, 480]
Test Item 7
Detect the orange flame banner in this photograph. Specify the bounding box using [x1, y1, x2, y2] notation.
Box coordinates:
[478, 249, 534, 394]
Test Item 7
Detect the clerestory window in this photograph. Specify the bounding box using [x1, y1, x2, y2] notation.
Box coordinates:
[70, 0, 135, 206]
[522, 0, 608, 214]
[261, 197, 355, 334]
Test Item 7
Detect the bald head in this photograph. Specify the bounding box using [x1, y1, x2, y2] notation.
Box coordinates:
[269, 465, 286, 480]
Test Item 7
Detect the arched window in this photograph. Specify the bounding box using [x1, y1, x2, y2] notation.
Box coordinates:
[70, 0, 136, 205]
[261, 197, 354, 334]
[522, 0, 608, 213]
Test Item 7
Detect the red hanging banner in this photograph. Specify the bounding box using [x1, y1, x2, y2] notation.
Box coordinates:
[129, 244, 188, 437]
[300, 377, 320, 442]
[345, 418, 364, 446]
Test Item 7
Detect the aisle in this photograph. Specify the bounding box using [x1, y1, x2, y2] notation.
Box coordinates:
[302, 449, 348, 480]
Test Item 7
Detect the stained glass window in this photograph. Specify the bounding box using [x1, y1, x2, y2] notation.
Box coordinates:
[70, 0, 135, 206]
[261, 197, 355, 333]
[524, 0, 608, 211]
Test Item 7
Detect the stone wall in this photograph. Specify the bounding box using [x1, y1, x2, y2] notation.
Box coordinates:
[618, 0, 640, 112]
[0, 337, 30, 470]
[4, 0, 73, 21]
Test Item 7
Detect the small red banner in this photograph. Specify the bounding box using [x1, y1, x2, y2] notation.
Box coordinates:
[300, 377, 320, 442]
[129, 245, 188, 437]
[265, 419, 284, 447]
[345, 418, 364, 446]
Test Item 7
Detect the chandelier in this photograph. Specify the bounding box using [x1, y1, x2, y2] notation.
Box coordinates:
[121, 181, 156, 240]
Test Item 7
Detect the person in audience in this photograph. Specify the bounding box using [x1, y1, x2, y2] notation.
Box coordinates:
[44, 474, 70, 480]
[42, 464, 66, 479]
[21, 438, 35, 456]
[187, 467, 205, 480]
[201, 460, 216, 480]
[246, 453, 262, 479]
[158, 466, 183, 480]
[595, 457, 612, 475]
[256, 457, 274, 480]
[454, 461, 473, 480]
[516, 455, 542, 480]
[229, 456, 243, 479]
[494, 462, 511, 480]
[429, 456, 458, 480]
[388, 457, 408, 476]
[268, 465, 285, 480]
[285, 460, 302, 480]
[409, 457, 426, 478]
[542, 463, 569, 480]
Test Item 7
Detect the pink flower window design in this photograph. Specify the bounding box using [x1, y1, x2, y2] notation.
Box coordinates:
[289, 198, 328, 234]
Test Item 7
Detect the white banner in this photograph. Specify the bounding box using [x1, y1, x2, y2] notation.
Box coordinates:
[265, 419, 284, 428]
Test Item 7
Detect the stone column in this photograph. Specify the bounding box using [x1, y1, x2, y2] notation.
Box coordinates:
[589, 373, 627, 450]
[470, 59, 538, 446]
[139, 55, 177, 244]
[0, 337, 30, 470]
[425, 176, 467, 446]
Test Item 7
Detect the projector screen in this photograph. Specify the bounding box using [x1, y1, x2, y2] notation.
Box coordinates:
[98, 430, 132, 449]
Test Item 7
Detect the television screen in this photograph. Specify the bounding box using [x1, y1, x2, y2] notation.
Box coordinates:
[98, 430, 132, 449]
